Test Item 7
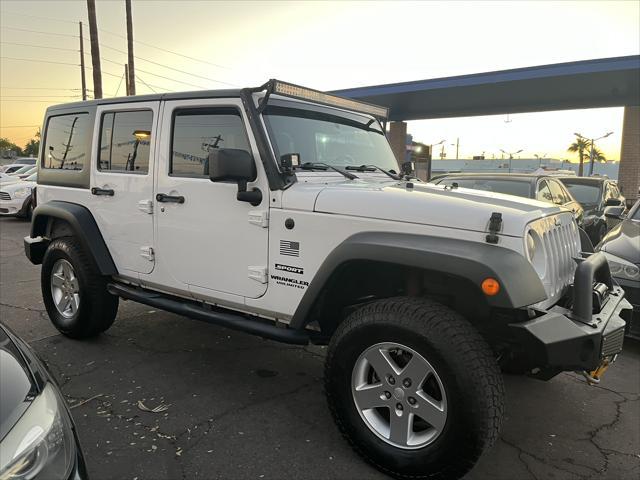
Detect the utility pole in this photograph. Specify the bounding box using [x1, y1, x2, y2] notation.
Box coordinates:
[455, 138, 459, 160]
[79, 22, 87, 100]
[86, 0, 103, 99]
[125, 0, 136, 95]
[125, 64, 130, 96]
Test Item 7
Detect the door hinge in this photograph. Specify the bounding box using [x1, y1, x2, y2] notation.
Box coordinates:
[140, 246, 155, 262]
[137, 199, 154, 214]
[248, 266, 268, 283]
[248, 210, 269, 228]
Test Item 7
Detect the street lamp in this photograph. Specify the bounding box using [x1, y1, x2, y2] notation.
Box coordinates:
[500, 149, 523, 173]
[534, 153, 547, 168]
[426, 139, 445, 180]
[574, 131, 613, 176]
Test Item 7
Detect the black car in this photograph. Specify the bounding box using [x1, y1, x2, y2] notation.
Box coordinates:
[558, 176, 626, 244]
[0, 323, 88, 479]
[433, 173, 584, 225]
[598, 201, 640, 339]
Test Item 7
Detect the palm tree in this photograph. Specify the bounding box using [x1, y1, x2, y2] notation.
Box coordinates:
[567, 136, 590, 176]
[586, 145, 606, 163]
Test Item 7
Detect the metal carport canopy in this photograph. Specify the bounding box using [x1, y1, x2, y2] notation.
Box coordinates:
[331, 55, 640, 121]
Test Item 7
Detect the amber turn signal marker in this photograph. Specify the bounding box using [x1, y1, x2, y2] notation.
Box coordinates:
[481, 278, 500, 296]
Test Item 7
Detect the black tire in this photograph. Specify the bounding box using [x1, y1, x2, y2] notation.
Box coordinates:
[325, 297, 504, 480]
[41, 237, 118, 338]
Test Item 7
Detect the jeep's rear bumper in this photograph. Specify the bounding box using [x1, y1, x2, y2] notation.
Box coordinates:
[508, 252, 632, 373]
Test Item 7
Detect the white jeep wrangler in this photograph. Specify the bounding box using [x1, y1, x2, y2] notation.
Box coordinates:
[25, 80, 631, 479]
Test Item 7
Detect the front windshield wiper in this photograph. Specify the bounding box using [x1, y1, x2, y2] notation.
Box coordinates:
[296, 162, 358, 180]
[345, 164, 401, 180]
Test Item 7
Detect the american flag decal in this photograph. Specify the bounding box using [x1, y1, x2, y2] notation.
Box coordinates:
[280, 240, 300, 257]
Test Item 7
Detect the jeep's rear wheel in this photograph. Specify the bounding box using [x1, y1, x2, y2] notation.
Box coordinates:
[42, 237, 118, 338]
[325, 297, 504, 479]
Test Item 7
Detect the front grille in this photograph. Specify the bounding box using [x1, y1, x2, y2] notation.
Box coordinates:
[601, 326, 625, 357]
[530, 213, 581, 307]
[0, 191, 10, 200]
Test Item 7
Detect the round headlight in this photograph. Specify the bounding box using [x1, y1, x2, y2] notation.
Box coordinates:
[526, 231, 536, 261]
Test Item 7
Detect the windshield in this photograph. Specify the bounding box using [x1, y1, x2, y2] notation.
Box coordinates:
[25, 173, 37, 182]
[264, 105, 398, 172]
[562, 182, 601, 205]
[12, 165, 32, 174]
[438, 178, 532, 198]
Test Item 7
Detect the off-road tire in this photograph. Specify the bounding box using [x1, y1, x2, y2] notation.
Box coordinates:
[41, 237, 118, 338]
[325, 297, 504, 480]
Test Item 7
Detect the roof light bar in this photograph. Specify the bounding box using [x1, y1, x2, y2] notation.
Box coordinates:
[270, 79, 389, 120]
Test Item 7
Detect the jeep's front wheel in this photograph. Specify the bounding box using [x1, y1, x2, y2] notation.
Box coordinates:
[325, 297, 504, 479]
[42, 237, 118, 338]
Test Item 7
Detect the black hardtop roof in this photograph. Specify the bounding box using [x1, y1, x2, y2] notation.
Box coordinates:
[557, 176, 611, 185]
[46, 89, 242, 112]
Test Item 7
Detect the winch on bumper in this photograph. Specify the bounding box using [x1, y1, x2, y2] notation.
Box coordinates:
[509, 252, 632, 378]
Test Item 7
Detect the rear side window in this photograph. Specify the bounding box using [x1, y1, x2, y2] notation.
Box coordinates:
[536, 180, 553, 203]
[170, 108, 251, 177]
[99, 110, 153, 173]
[547, 180, 568, 205]
[43, 113, 90, 170]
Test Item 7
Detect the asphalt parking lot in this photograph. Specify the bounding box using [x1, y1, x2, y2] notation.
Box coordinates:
[1, 216, 639, 480]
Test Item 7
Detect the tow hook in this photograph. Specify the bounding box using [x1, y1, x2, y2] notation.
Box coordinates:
[581, 355, 616, 385]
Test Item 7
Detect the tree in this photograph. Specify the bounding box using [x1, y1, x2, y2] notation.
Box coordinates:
[23, 139, 40, 157]
[567, 136, 590, 176]
[586, 145, 606, 163]
[0, 138, 23, 157]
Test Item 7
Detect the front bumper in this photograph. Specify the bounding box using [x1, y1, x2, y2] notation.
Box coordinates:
[0, 196, 30, 217]
[509, 252, 632, 373]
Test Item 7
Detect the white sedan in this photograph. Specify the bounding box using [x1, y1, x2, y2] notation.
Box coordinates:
[0, 173, 37, 219]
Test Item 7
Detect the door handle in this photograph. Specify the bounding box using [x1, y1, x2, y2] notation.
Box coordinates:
[156, 193, 185, 204]
[91, 187, 114, 196]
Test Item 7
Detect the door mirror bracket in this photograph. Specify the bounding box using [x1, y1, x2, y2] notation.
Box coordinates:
[209, 149, 262, 206]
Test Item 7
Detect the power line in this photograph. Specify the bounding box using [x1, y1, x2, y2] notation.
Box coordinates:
[0, 41, 79, 52]
[0, 56, 79, 66]
[114, 73, 126, 97]
[1, 87, 82, 91]
[0, 26, 77, 38]
[0, 10, 78, 24]
[97, 27, 228, 70]
[136, 74, 158, 93]
[1, 95, 82, 98]
[134, 67, 207, 90]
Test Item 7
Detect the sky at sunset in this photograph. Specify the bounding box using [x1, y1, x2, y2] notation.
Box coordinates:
[1, 0, 638, 160]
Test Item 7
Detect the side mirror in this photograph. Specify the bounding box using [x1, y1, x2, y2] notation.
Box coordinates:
[605, 197, 622, 206]
[604, 205, 625, 220]
[208, 148, 262, 206]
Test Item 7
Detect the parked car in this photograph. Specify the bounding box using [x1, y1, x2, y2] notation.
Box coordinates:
[0, 172, 37, 219]
[0, 322, 88, 479]
[15, 166, 38, 180]
[558, 176, 626, 244]
[24, 79, 631, 480]
[0, 158, 37, 173]
[432, 173, 584, 226]
[7, 165, 36, 178]
[598, 201, 640, 339]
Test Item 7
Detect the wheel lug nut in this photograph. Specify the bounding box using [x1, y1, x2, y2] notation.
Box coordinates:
[403, 378, 412, 388]
[408, 397, 417, 405]
[396, 403, 403, 411]
[384, 391, 391, 399]
[388, 376, 395, 385]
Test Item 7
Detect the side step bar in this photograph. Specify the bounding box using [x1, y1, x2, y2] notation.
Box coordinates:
[107, 282, 310, 345]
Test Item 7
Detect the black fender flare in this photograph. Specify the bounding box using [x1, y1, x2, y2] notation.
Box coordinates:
[289, 232, 546, 329]
[27, 200, 117, 275]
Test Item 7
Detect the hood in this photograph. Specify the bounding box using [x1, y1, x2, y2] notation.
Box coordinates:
[599, 219, 640, 264]
[0, 327, 35, 440]
[289, 176, 561, 237]
[0, 180, 36, 192]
